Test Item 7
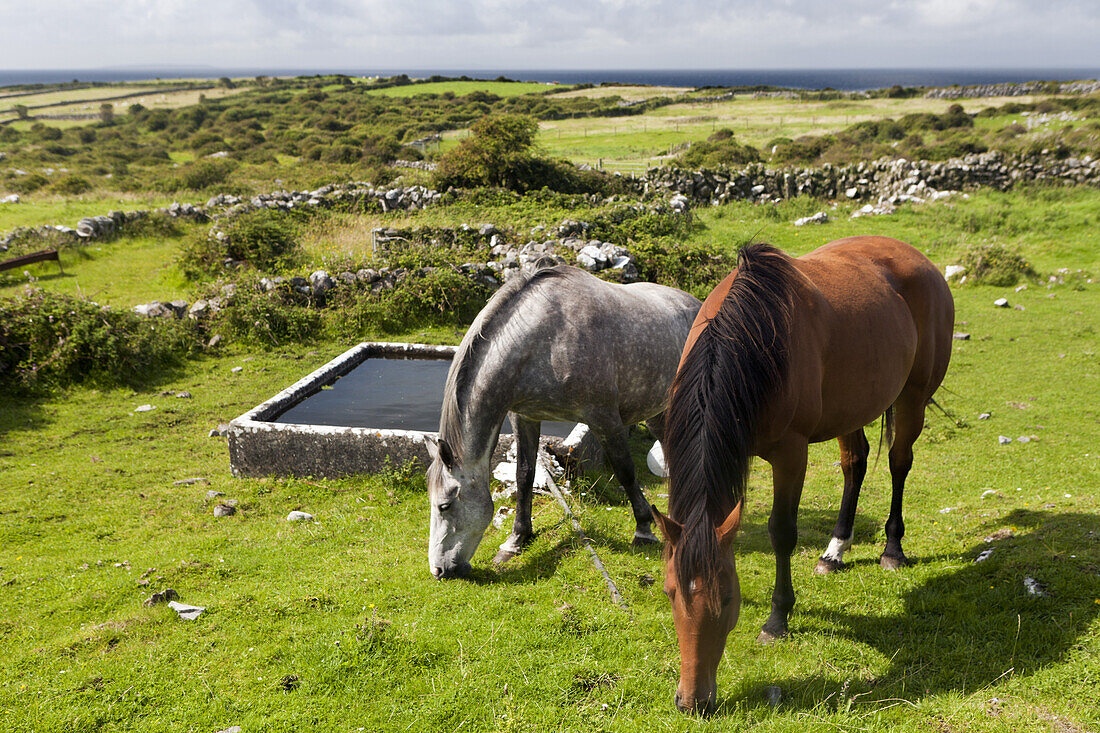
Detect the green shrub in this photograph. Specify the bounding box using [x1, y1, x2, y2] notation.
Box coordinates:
[434, 114, 542, 191]
[10, 173, 50, 194]
[678, 135, 761, 169]
[956, 244, 1039, 286]
[0, 289, 200, 393]
[629, 238, 735, 298]
[328, 268, 494, 337]
[178, 208, 302, 278]
[161, 159, 237, 192]
[49, 174, 94, 195]
[212, 287, 323, 346]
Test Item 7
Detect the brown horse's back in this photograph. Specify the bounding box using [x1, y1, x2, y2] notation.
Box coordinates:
[760, 236, 953, 450]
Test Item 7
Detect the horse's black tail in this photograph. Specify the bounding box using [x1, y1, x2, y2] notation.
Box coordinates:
[874, 405, 896, 469]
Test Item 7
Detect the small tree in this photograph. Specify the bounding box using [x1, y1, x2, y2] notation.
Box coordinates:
[98, 103, 114, 124]
[13, 104, 29, 120]
[435, 114, 541, 190]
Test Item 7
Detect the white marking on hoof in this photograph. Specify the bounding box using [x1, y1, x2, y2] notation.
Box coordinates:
[821, 536, 852, 564]
[634, 528, 659, 544]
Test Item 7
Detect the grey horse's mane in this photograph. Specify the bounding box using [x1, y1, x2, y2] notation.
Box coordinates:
[438, 263, 572, 461]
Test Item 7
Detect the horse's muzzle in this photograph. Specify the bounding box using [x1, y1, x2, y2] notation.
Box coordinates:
[674, 689, 716, 716]
[431, 561, 471, 580]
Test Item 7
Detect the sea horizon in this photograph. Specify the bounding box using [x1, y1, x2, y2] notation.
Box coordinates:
[2, 66, 1099, 92]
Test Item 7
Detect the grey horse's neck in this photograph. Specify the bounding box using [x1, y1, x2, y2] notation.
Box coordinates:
[440, 330, 527, 468]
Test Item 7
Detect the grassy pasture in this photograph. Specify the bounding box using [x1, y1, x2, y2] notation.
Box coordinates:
[2, 181, 1098, 730]
[362, 80, 557, 98]
[0, 87, 245, 127]
[536, 95, 1047, 169]
[0, 194, 188, 232]
[552, 85, 694, 102]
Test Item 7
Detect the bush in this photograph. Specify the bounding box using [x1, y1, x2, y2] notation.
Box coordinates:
[956, 244, 1039, 286]
[49, 175, 94, 195]
[178, 208, 302, 278]
[677, 135, 761, 168]
[0, 289, 200, 393]
[161, 159, 237, 192]
[212, 287, 323, 346]
[10, 173, 50, 194]
[328, 268, 495, 337]
[434, 114, 541, 191]
[629, 238, 735, 298]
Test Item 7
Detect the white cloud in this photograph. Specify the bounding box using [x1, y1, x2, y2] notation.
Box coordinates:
[0, 0, 1096, 71]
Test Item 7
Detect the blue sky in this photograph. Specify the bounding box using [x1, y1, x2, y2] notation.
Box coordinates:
[1, 0, 1097, 71]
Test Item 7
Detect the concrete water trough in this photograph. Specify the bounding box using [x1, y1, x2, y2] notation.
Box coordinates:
[228, 341, 602, 478]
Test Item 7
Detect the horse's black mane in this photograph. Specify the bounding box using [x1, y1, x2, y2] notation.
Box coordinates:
[437, 263, 571, 462]
[663, 242, 796, 604]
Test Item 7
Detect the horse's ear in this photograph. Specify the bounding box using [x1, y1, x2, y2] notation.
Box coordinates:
[424, 434, 440, 462]
[424, 435, 455, 469]
[437, 438, 455, 469]
[717, 501, 743, 548]
[651, 505, 682, 545]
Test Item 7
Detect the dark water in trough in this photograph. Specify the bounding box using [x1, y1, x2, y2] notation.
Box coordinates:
[273, 357, 576, 437]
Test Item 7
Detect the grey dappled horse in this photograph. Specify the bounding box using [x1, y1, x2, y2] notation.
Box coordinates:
[426, 264, 701, 579]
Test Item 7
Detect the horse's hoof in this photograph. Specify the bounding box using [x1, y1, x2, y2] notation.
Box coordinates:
[757, 629, 786, 645]
[632, 532, 659, 547]
[814, 557, 845, 575]
[492, 548, 520, 565]
[879, 553, 912, 571]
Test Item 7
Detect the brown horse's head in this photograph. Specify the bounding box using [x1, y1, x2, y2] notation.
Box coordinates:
[653, 502, 742, 715]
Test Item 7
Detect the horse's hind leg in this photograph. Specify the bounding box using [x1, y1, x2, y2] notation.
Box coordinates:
[493, 414, 540, 565]
[815, 429, 869, 575]
[881, 391, 927, 570]
[589, 413, 657, 546]
[645, 411, 666, 443]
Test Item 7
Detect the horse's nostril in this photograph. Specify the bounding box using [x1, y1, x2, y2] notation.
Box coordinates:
[430, 566, 444, 579]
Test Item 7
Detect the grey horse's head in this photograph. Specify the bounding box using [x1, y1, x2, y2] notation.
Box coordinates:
[425, 435, 493, 579]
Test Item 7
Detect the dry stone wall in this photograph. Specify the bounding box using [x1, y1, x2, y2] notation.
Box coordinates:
[644, 151, 1100, 206]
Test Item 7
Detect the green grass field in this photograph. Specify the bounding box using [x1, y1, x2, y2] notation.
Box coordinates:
[2, 75, 1099, 731]
[2, 182, 1098, 730]
[363, 80, 558, 98]
[536, 94, 1047, 169]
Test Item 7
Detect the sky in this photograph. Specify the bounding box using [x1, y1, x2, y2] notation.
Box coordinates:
[0, 0, 1098, 71]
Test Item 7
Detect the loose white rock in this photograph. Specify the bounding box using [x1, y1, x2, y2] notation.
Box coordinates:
[944, 265, 967, 281]
[287, 511, 314, 522]
[975, 549, 993, 563]
[647, 441, 667, 477]
[993, 298, 1010, 308]
[981, 489, 998, 499]
[998, 435, 1012, 445]
[1023, 577, 1049, 598]
[167, 600, 206, 620]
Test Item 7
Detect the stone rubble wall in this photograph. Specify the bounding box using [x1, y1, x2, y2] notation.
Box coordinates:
[644, 151, 1100, 206]
[925, 80, 1100, 99]
[2, 183, 443, 254]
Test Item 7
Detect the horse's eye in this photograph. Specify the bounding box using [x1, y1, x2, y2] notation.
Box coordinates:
[438, 502, 452, 512]
[721, 594, 734, 607]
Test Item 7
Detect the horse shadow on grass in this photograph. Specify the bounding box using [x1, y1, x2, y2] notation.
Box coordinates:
[719, 508, 1100, 716]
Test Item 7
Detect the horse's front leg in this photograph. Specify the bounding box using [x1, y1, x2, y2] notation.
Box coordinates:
[493, 414, 541, 565]
[759, 438, 808, 643]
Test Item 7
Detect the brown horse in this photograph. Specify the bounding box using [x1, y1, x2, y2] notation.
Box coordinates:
[651, 236, 954, 714]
